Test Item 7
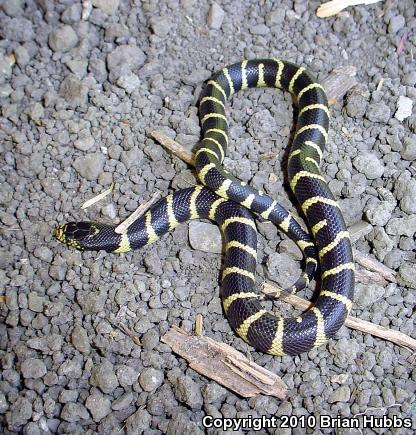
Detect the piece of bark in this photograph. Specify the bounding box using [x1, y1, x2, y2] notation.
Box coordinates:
[262, 283, 416, 351]
[322, 66, 357, 105]
[317, 0, 382, 18]
[162, 326, 287, 399]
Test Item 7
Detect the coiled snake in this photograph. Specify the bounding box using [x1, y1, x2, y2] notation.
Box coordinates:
[55, 59, 354, 355]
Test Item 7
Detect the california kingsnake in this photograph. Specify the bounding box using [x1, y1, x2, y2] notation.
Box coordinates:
[55, 59, 354, 355]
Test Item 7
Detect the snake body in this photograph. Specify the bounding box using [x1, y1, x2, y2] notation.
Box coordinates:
[55, 59, 354, 355]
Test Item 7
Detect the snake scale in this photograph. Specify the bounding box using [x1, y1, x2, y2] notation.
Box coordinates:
[55, 59, 354, 356]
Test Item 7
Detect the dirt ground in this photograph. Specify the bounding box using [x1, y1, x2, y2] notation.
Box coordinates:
[0, 0, 415, 433]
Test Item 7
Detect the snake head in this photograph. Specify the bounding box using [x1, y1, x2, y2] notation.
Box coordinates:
[54, 222, 100, 251]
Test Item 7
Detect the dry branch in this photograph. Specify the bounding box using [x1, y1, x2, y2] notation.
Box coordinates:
[262, 283, 416, 351]
[162, 326, 287, 399]
[114, 322, 141, 347]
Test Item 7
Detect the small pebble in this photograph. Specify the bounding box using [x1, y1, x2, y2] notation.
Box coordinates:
[353, 151, 384, 180]
[189, 221, 222, 254]
[139, 367, 164, 392]
[85, 392, 111, 422]
[71, 325, 91, 353]
[328, 386, 351, 403]
[49, 25, 78, 52]
[395, 96, 413, 122]
[73, 153, 106, 181]
[20, 358, 47, 379]
[125, 408, 152, 434]
[92, 0, 120, 15]
[208, 2, 225, 30]
[90, 361, 119, 394]
[388, 15, 405, 34]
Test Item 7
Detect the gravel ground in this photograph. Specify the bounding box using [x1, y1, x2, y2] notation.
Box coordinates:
[1, 0, 415, 434]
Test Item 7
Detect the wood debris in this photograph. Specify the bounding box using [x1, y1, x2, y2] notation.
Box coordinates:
[194, 314, 203, 336]
[115, 191, 161, 234]
[317, 0, 382, 18]
[321, 66, 357, 105]
[81, 181, 115, 210]
[259, 151, 279, 161]
[355, 269, 388, 286]
[115, 322, 141, 347]
[353, 249, 396, 283]
[150, 131, 194, 165]
[162, 326, 287, 399]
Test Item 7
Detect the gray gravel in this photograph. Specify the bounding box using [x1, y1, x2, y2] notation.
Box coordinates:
[1, 0, 415, 433]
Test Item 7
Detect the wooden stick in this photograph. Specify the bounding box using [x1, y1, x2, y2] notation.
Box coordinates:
[355, 269, 388, 286]
[353, 249, 396, 283]
[115, 191, 161, 234]
[162, 326, 287, 399]
[150, 131, 194, 165]
[262, 283, 416, 351]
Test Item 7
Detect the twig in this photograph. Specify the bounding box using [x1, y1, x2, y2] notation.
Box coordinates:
[317, 0, 382, 18]
[259, 151, 279, 161]
[115, 191, 161, 234]
[81, 181, 115, 210]
[162, 326, 287, 399]
[262, 283, 416, 351]
[115, 322, 141, 347]
[354, 269, 387, 286]
[150, 131, 194, 165]
[376, 78, 384, 92]
[353, 249, 396, 283]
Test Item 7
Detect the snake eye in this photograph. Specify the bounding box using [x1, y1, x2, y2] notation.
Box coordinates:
[65, 222, 96, 240]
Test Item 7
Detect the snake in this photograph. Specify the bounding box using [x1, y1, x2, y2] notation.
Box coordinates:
[55, 59, 354, 356]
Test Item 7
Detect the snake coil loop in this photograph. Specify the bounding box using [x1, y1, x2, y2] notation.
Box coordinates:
[55, 59, 354, 356]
